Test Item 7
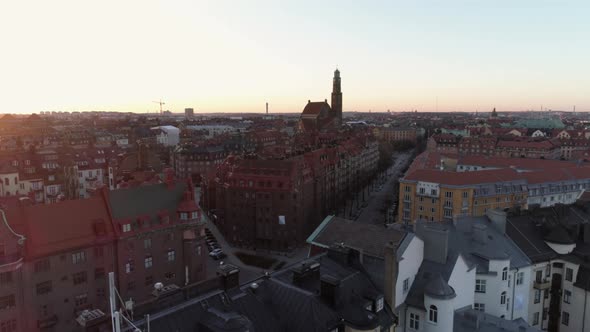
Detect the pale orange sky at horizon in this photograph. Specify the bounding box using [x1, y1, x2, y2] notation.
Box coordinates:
[1, 1, 589, 114]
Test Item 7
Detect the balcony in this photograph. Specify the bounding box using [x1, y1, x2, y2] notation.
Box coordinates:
[534, 278, 551, 290]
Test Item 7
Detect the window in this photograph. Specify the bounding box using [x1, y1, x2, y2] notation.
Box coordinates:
[544, 289, 549, 299]
[429, 305, 438, 323]
[564, 289, 571, 303]
[502, 267, 508, 281]
[562, 311, 569, 326]
[145, 256, 153, 269]
[375, 298, 384, 312]
[0, 272, 12, 285]
[475, 279, 486, 293]
[145, 276, 154, 286]
[0, 295, 14, 311]
[533, 312, 539, 325]
[403, 278, 409, 293]
[125, 260, 134, 274]
[122, 224, 131, 232]
[545, 265, 551, 277]
[474, 303, 485, 312]
[534, 289, 541, 303]
[94, 246, 104, 258]
[167, 250, 175, 262]
[196, 245, 202, 256]
[543, 308, 548, 320]
[73, 272, 87, 285]
[0, 319, 16, 332]
[500, 291, 506, 305]
[34, 259, 50, 273]
[74, 293, 88, 307]
[565, 268, 573, 282]
[516, 272, 524, 285]
[36, 281, 52, 295]
[72, 251, 86, 264]
[144, 238, 152, 250]
[97, 288, 105, 298]
[463, 191, 468, 198]
[94, 268, 105, 279]
[535, 270, 543, 283]
[410, 313, 420, 330]
[127, 281, 135, 291]
[180, 212, 188, 220]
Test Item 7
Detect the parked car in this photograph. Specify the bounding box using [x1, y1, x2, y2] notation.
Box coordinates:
[211, 251, 227, 260]
[209, 248, 223, 257]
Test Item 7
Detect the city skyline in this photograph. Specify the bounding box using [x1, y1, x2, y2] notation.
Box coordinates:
[1, 0, 589, 114]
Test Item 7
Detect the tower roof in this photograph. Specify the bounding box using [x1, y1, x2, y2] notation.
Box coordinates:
[424, 274, 456, 299]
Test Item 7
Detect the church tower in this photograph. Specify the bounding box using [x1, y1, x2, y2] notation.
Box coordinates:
[331, 68, 342, 127]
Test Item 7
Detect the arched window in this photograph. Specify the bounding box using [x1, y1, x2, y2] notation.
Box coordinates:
[500, 291, 506, 305]
[429, 305, 438, 323]
[502, 267, 508, 281]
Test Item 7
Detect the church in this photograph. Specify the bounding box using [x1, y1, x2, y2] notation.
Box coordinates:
[299, 69, 343, 132]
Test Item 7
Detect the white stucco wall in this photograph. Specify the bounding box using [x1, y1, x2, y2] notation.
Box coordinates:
[396, 236, 424, 308]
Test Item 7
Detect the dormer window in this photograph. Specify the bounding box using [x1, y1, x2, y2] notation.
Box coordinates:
[375, 297, 384, 312]
[180, 212, 188, 220]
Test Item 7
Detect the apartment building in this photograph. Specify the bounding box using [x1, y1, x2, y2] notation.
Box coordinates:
[506, 204, 590, 331]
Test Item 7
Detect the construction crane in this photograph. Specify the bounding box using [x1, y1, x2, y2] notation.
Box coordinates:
[153, 100, 165, 114]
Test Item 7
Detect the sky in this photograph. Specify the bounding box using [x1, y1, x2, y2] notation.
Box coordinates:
[1, 0, 589, 114]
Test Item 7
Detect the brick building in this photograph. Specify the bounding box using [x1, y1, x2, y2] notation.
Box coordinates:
[0, 175, 206, 331]
[106, 176, 207, 304]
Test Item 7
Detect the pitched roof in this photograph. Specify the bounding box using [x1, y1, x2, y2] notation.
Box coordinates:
[21, 196, 115, 258]
[107, 182, 187, 222]
[403, 168, 524, 186]
[301, 101, 331, 117]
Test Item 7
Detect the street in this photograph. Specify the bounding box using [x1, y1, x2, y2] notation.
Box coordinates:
[354, 150, 413, 224]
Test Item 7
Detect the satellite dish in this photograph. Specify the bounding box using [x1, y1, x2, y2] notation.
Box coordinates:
[154, 282, 164, 291]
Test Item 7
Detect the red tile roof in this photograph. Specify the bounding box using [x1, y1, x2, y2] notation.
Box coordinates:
[458, 155, 587, 171]
[403, 168, 523, 186]
[301, 101, 330, 117]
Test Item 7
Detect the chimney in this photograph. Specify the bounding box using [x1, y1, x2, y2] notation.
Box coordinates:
[384, 241, 399, 309]
[292, 260, 320, 286]
[266, 102, 268, 114]
[486, 209, 507, 234]
[320, 274, 340, 306]
[217, 264, 240, 291]
[416, 222, 448, 264]
[472, 224, 487, 244]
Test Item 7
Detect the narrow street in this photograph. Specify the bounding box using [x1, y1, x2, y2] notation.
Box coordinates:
[354, 150, 413, 224]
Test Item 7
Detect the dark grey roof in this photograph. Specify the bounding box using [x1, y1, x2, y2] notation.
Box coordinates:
[405, 257, 458, 309]
[108, 182, 187, 221]
[128, 250, 396, 332]
[506, 205, 590, 263]
[424, 274, 456, 299]
[308, 216, 407, 258]
[544, 226, 574, 244]
[454, 307, 540, 332]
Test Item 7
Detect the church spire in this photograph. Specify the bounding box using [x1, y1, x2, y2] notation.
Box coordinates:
[331, 68, 342, 127]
